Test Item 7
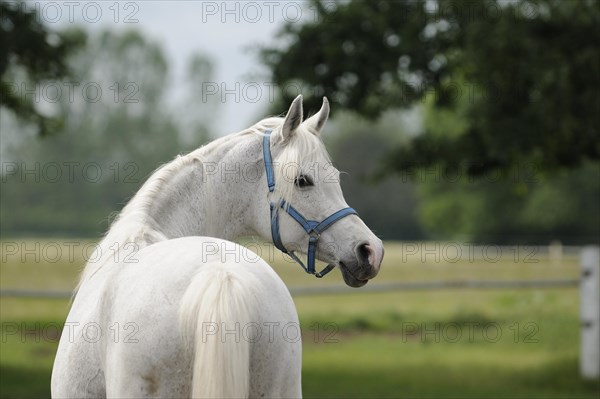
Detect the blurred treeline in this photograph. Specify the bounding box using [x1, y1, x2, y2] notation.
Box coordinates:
[1, 28, 215, 237]
[1, 2, 599, 244]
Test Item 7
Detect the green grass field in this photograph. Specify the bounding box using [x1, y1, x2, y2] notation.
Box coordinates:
[1, 239, 599, 398]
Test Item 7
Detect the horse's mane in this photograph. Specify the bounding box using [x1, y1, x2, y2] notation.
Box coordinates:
[76, 116, 329, 289]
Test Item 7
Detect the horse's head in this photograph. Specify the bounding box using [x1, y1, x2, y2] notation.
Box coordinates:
[259, 95, 384, 287]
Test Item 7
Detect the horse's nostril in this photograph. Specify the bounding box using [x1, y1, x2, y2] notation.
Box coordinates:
[356, 242, 372, 265]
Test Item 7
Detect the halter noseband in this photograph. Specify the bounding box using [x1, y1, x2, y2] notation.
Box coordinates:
[262, 130, 358, 278]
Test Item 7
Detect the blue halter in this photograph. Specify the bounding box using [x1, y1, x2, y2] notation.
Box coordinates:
[262, 130, 358, 278]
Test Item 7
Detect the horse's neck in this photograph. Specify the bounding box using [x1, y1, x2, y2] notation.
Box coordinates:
[133, 135, 260, 243]
[83, 134, 261, 277]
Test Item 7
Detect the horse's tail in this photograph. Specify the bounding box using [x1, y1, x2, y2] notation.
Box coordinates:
[179, 262, 258, 399]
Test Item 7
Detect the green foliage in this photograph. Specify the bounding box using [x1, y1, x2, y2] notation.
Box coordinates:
[262, 0, 600, 175]
[416, 82, 600, 244]
[0, 0, 85, 136]
[324, 103, 599, 243]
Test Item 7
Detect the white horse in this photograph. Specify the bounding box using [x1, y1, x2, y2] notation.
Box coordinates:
[51, 96, 384, 398]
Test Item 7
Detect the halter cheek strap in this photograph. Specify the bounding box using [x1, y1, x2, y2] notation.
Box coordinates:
[263, 130, 358, 278]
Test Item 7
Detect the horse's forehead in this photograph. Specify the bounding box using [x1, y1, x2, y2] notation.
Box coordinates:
[305, 149, 329, 163]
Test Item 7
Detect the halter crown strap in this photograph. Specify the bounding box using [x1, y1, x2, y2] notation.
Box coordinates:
[263, 131, 276, 192]
[262, 130, 358, 278]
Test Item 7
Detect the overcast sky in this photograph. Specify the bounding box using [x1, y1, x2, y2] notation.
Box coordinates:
[36, 0, 323, 134]
[133, 1, 287, 134]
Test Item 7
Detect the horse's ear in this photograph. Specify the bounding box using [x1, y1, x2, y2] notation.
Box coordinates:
[303, 97, 330, 136]
[281, 95, 303, 142]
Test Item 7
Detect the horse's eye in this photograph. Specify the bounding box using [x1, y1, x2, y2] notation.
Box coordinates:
[294, 174, 313, 188]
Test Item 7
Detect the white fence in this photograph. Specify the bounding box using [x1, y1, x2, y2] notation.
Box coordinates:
[579, 246, 600, 379]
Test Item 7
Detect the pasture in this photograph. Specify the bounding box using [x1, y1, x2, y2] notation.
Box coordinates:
[1, 239, 598, 398]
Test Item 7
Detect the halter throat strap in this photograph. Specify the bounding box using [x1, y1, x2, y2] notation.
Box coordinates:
[262, 130, 358, 278]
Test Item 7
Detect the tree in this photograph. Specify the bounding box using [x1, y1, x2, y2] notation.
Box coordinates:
[262, 0, 600, 176]
[0, 0, 85, 135]
[415, 79, 600, 244]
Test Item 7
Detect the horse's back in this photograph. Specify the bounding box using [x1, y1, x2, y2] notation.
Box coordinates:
[52, 236, 301, 398]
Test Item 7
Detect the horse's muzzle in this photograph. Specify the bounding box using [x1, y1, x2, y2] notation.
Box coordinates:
[338, 240, 384, 287]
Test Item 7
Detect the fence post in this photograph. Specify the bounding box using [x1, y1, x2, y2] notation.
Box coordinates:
[580, 246, 600, 379]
